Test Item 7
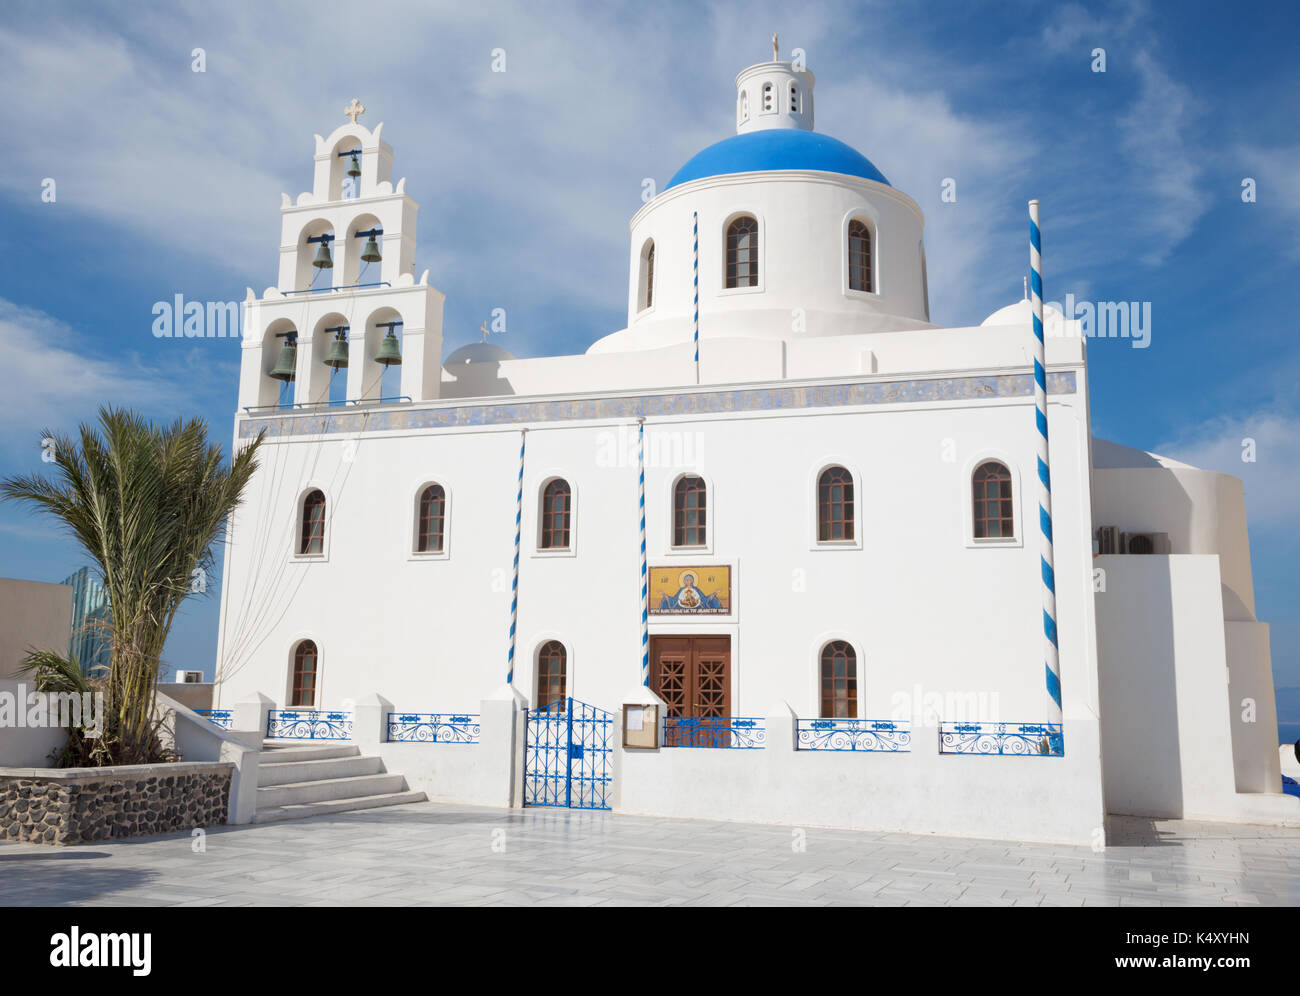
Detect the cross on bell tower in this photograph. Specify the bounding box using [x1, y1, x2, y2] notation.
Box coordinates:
[344, 98, 366, 124]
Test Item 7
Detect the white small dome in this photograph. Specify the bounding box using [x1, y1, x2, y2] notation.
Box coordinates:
[980, 298, 1069, 336]
[445, 342, 515, 365]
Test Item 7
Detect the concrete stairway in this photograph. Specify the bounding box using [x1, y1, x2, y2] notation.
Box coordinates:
[251, 744, 425, 824]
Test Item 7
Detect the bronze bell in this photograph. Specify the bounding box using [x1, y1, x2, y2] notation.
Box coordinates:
[360, 235, 382, 263]
[374, 330, 402, 366]
[347, 153, 361, 178]
[312, 239, 333, 269]
[269, 339, 298, 381]
[323, 331, 349, 369]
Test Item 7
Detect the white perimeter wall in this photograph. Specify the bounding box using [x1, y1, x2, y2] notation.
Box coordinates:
[617, 713, 1104, 845]
[0, 679, 67, 767]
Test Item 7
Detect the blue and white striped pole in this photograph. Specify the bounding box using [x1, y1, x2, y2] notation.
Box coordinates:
[692, 211, 700, 385]
[638, 419, 649, 686]
[1029, 200, 1062, 725]
[506, 429, 526, 685]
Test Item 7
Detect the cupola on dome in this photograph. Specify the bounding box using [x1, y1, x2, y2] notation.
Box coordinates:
[666, 38, 889, 191]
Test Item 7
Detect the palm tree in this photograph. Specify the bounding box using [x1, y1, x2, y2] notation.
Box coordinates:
[1, 408, 263, 765]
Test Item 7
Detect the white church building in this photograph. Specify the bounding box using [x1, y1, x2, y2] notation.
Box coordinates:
[212, 48, 1296, 844]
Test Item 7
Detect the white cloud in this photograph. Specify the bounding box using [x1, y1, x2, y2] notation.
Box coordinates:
[0, 1, 1226, 354]
[1234, 142, 1300, 259]
[827, 78, 1033, 326]
[1041, 0, 1145, 54]
[0, 299, 237, 461]
[1117, 51, 1206, 264]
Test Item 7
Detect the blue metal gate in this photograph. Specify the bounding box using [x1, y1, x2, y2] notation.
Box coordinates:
[524, 698, 612, 810]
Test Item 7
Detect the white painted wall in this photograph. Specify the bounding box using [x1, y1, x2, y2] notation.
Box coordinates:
[0, 679, 67, 767]
[1095, 555, 1292, 822]
[216, 367, 1096, 751]
[611, 172, 931, 350]
[1226, 621, 1281, 793]
[1092, 443, 1258, 620]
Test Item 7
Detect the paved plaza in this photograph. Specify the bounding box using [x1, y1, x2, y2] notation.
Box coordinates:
[0, 802, 1297, 906]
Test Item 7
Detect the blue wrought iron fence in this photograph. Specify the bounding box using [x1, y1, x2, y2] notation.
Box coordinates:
[796, 718, 910, 752]
[938, 721, 1064, 757]
[266, 709, 353, 741]
[663, 716, 765, 749]
[195, 709, 233, 731]
[524, 698, 613, 809]
[387, 712, 481, 744]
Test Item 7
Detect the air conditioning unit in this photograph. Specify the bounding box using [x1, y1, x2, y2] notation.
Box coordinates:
[174, 670, 206, 683]
[1120, 531, 1171, 555]
[1095, 525, 1120, 555]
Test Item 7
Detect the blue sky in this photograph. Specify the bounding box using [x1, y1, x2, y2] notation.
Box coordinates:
[2, 0, 1298, 693]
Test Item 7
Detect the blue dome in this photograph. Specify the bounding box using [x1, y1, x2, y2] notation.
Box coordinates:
[666, 130, 890, 189]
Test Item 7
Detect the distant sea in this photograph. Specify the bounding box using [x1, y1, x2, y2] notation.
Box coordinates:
[1276, 687, 1300, 749]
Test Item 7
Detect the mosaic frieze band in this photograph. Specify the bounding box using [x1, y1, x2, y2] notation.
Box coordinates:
[239, 371, 1078, 439]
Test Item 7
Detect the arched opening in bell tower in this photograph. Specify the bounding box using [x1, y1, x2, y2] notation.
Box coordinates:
[296, 218, 336, 292]
[329, 134, 365, 201]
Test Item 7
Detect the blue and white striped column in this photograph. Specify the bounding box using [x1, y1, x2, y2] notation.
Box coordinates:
[692, 211, 700, 385]
[506, 429, 526, 685]
[638, 419, 649, 686]
[1029, 200, 1062, 725]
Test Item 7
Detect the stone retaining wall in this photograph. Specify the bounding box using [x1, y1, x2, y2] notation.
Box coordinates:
[0, 761, 233, 845]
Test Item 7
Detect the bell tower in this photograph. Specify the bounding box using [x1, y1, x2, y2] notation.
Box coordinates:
[238, 99, 445, 411]
[735, 33, 815, 134]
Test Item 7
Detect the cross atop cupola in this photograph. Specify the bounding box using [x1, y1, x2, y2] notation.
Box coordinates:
[735, 38, 815, 134]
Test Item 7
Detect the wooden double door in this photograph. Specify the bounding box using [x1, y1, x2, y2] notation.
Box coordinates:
[650, 635, 731, 721]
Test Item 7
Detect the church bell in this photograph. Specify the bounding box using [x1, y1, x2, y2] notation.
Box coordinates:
[323, 330, 349, 369]
[312, 239, 333, 269]
[347, 153, 362, 178]
[360, 235, 382, 263]
[269, 339, 298, 381]
[375, 330, 402, 366]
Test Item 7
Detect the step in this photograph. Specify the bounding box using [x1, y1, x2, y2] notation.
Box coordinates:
[250, 790, 427, 825]
[256, 772, 408, 809]
[257, 754, 383, 787]
[259, 744, 360, 764]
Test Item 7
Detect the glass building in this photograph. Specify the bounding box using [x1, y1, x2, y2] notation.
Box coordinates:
[63, 566, 111, 677]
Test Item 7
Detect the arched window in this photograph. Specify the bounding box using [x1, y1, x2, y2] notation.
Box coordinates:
[817, 466, 854, 542]
[536, 640, 567, 713]
[820, 641, 858, 718]
[639, 240, 655, 311]
[673, 475, 707, 547]
[848, 219, 873, 293]
[740, 90, 749, 121]
[299, 489, 325, 555]
[972, 461, 1014, 538]
[540, 479, 572, 550]
[291, 640, 318, 707]
[416, 484, 446, 553]
[726, 216, 759, 288]
[762, 82, 774, 111]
